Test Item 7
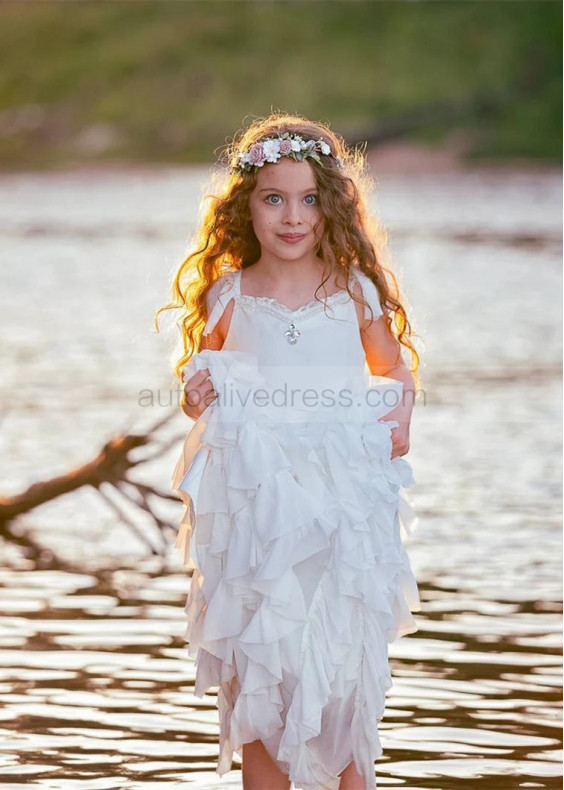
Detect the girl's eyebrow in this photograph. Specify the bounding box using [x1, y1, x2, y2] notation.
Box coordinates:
[258, 187, 318, 193]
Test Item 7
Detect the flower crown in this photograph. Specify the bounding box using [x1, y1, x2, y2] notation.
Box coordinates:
[230, 132, 344, 175]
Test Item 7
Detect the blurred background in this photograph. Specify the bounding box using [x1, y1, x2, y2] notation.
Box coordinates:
[0, 1, 561, 167]
[0, 2, 561, 789]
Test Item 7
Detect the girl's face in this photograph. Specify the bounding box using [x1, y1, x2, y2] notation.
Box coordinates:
[248, 158, 324, 263]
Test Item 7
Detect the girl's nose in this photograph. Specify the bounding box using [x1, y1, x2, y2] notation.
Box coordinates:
[283, 201, 303, 224]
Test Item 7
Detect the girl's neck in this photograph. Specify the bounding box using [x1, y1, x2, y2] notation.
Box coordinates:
[241, 258, 345, 300]
[245, 256, 331, 288]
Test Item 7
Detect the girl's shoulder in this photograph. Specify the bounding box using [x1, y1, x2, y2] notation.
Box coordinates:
[205, 269, 240, 305]
[349, 267, 383, 322]
[204, 269, 240, 334]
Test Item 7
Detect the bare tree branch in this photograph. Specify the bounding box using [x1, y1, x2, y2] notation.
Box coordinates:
[0, 411, 188, 566]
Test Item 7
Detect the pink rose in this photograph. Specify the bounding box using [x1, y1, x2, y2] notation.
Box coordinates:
[248, 143, 266, 165]
[279, 139, 293, 155]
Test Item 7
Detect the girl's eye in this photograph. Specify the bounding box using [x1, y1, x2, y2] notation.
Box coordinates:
[265, 194, 318, 205]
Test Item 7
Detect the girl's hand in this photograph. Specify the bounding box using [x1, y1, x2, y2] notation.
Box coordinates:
[389, 421, 410, 458]
[181, 368, 218, 419]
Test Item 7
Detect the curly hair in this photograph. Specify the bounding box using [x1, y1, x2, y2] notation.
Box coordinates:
[154, 111, 422, 388]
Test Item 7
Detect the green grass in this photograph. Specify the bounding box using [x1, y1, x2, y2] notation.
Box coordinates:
[0, 0, 560, 169]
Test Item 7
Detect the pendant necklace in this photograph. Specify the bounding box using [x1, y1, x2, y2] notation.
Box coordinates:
[284, 322, 301, 345]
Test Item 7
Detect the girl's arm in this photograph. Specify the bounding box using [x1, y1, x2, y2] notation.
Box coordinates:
[199, 324, 224, 351]
[180, 297, 232, 419]
[197, 296, 236, 351]
[352, 281, 415, 457]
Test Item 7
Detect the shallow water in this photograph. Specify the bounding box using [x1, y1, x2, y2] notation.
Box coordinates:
[0, 164, 561, 788]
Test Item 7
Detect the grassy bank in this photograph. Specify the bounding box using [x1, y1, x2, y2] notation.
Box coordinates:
[0, 0, 560, 170]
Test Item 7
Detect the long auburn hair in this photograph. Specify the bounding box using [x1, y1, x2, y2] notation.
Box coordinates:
[155, 112, 422, 388]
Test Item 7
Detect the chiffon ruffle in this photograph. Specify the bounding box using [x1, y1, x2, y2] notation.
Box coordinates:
[172, 349, 420, 790]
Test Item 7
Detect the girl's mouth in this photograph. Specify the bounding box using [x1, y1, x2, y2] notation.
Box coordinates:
[278, 233, 307, 244]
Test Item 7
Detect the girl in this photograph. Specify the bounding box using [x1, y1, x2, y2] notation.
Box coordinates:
[155, 113, 422, 790]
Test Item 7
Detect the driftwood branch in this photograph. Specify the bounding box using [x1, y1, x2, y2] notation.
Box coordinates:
[0, 411, 187, 565]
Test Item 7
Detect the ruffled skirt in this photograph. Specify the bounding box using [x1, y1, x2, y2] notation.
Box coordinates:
[172, 350, 421, 790]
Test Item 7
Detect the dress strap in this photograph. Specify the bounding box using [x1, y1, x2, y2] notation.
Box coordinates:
[350, 268, 383, 323]
[203, 270, 240, 335]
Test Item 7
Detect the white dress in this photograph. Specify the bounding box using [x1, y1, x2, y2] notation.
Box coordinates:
[172, 267, 421, 790]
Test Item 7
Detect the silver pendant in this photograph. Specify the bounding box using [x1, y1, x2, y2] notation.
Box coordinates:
[284, 322, 301, 344]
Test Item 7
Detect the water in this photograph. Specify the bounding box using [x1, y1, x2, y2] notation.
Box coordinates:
[0, 164, 561, 788]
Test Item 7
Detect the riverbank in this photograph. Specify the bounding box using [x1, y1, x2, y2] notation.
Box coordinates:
[366, 133, 562, 175]
[0, 138, 560, 180]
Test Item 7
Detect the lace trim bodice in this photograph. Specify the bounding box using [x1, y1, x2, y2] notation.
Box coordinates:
[237, 288, 352, 323]
[203, 267, 383, 335]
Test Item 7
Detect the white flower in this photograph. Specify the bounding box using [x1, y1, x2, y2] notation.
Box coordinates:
[231, 132, 340, 174]
[262, 138, 281, 162]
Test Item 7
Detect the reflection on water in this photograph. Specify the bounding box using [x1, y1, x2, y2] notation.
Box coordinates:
[0, 564, 561, 789]
[0, 165, 562, 788]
